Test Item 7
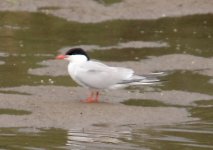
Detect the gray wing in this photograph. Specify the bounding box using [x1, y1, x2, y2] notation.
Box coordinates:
[75, 61, 134, 89]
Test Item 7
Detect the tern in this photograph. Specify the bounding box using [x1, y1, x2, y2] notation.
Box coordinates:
[56, 48, 163, 103]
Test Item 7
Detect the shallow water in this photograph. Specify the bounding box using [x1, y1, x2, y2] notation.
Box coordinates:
[0, 122, 212, 150]
[0, 11, 213, 149]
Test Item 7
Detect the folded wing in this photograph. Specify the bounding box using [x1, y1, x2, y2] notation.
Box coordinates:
[75, 61, 134, 89]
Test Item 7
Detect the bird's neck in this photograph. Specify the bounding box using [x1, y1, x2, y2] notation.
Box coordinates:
[70, 55, 88, 63]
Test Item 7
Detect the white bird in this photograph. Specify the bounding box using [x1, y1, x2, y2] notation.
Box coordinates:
[56, 48, 163, 103]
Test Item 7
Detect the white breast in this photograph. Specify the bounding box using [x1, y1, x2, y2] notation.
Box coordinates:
[68, 62, 88, 88]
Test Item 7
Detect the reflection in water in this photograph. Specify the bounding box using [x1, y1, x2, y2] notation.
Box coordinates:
[66, 126, 143, 150]
[1, 124, 212, 150]
[65, 122, 213, 150]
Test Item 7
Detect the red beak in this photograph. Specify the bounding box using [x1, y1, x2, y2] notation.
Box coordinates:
[56, 54, 66, 59]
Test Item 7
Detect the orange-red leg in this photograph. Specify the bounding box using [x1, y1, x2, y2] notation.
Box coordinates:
[94, 91, 99, 102]
[81, 91, 99, 103]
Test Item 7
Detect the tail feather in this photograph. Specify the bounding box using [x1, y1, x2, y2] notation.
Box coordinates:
[129, 78, 161, 86]
[120, 71, 167, 86]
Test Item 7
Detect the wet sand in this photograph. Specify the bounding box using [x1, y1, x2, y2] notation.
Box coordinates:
[0, 85, 197, 129]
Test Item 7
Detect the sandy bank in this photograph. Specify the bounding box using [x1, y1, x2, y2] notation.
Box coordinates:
[0, 85, 199, 129]
[0, 0, 213, 23]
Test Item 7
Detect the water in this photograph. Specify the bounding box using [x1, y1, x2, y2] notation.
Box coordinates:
[0, 123, 212, 150]
[0, 11, 213, 149]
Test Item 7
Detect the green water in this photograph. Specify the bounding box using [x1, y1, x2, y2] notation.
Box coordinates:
[122, 99, 170, 107]
[0, 128, 67, 149]
[94, 0, 123, 5]
[162, 71, 213, 95]
[0, 12, 213, 87]
[0, 109, 31, 115]
[0, 11, 213, 149]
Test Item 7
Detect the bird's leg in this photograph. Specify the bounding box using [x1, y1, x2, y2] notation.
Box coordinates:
[81, 91, 97, 103]
[94, 91, 99, 102]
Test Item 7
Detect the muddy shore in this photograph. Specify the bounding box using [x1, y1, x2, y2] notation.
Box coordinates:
[0, 85, 198, 129]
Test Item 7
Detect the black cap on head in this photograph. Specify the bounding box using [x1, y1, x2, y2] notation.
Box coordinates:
[65, 48, 90, 60]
